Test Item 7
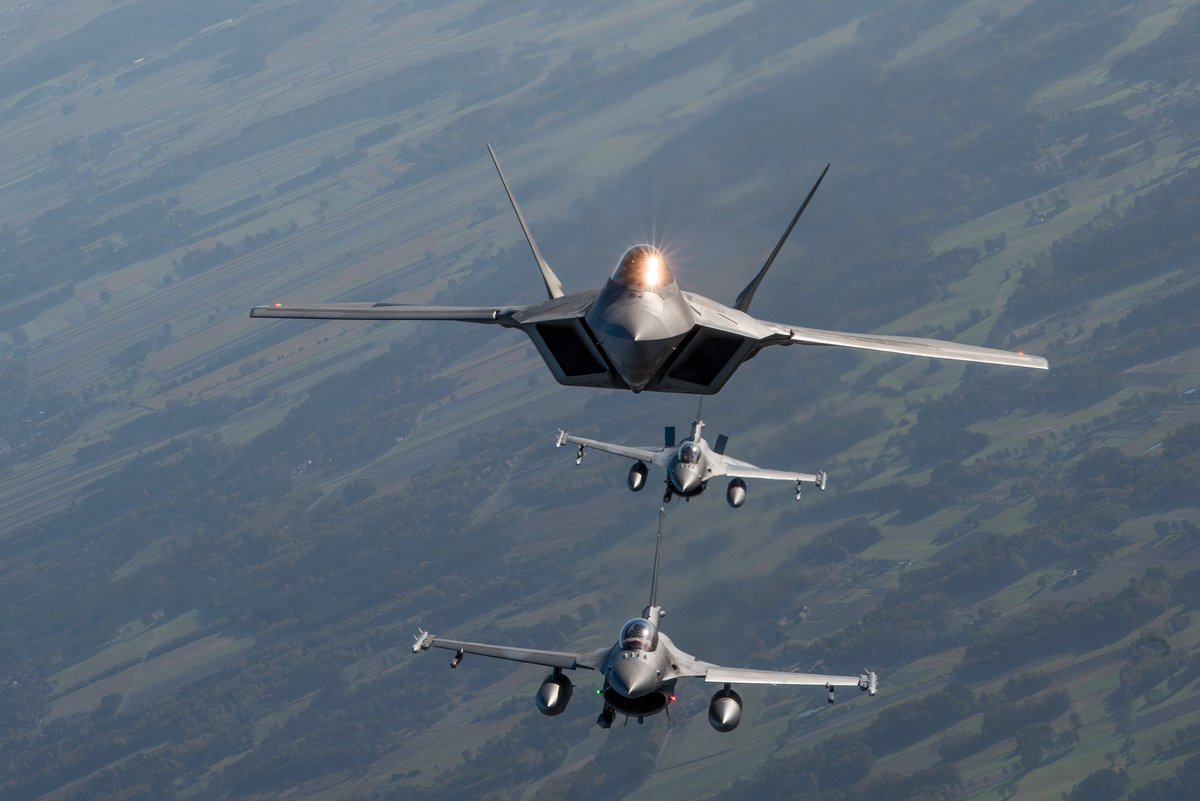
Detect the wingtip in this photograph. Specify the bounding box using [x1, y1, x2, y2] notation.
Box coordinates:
[250, 304, 284, 318]
[1017, 352, 1050, 370]
[412, 629, 434, 653]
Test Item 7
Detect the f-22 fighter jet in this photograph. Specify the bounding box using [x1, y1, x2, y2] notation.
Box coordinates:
[412, 510, 877, 730]
[252, 148, 1047, 395]
[556, 405, 825, 506]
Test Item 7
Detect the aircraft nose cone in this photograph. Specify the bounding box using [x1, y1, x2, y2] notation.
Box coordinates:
[672, 463, 702, 494]
[587, 293, 690, 392]
[601, 338, 667, 391]
[611, 657, 657, 698]
[599, 296, 671, 343]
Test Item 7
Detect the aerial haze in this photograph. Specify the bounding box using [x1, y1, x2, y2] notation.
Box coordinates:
[2, 1, 1199, 799]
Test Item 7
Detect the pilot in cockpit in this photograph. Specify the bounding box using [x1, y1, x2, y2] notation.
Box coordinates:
[620, 618, 658, 652]
[610, 245, 672, 290]
[677, 442, 701, 464]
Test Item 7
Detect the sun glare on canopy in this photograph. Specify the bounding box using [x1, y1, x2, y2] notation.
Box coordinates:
[611, 244, 672, 290]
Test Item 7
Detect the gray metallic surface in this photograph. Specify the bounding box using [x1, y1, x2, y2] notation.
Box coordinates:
[708, 688, 743, 732]
[251, 149, 1046, 395]
[557, 412, 826, 505]
[735, 163, 830, 313]
[627, 462, 648, 491]
[535, 673, 573, 715]
[487, 144, 564, 300]
[726, 478, 747, 508]
[412, 510, 878, 730]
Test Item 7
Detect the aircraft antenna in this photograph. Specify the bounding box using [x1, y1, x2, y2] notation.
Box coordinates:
[734, 163, 830, 312]
[487, 144, 565, 300]
[650, 508, 665, 610]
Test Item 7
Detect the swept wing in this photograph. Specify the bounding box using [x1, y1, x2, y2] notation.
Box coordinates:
[662, 635, 875, 692]
[249, 302, 525, 326]
[412, 630, 609, 671]
[715, 455, 826, 486]
[556, 431, 671, 465]
[774, 322, 1048, 370]
[703, 665, 874, 690]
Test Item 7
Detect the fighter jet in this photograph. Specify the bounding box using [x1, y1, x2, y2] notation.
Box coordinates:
[251, 147, 1048, 395]
[411, 509, 878, 730]
[556, 405, 826, 506]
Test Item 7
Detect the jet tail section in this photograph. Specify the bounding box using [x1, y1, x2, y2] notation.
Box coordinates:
[487, 144, 565, 300]
[690, 398, 705, 441]
[734, 163, 829, 313]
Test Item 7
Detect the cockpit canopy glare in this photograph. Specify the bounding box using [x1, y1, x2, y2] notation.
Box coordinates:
[620, 618, 658, 651]
[611, 245, 672, 290]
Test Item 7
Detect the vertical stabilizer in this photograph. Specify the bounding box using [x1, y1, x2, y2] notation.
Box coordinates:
[734, 163, 829, 312]
[487, 144, 565, 300]
[690, 398, 705, 442]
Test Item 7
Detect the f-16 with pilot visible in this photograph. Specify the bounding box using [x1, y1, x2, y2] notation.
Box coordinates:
[412, 510, 877, 730]
[252, 147, 1048, 394]
[556, 404, 826, 506]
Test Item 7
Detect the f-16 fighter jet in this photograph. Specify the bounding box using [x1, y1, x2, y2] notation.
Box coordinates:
[412, 510, 877, 730]
[556, 406, 825, 506]
[252, 148, 1047, 395]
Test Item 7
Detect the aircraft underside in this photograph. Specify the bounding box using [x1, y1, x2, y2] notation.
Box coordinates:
[523, 317, 762, 395]
[603, 686, 672, 719]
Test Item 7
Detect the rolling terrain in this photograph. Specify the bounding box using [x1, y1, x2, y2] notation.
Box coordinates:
[1, 1, 1200, 800]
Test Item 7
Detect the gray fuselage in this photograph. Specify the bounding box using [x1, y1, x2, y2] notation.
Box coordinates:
[599, 615, 678, 719]
[664, 439, 709, 497]
[583, 278, 695, 393]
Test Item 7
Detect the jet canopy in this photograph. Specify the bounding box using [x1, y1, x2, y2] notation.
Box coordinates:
[678, 442, 701, 464]
[620, 618, 658, 652]
[611, 245, 672, 290]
